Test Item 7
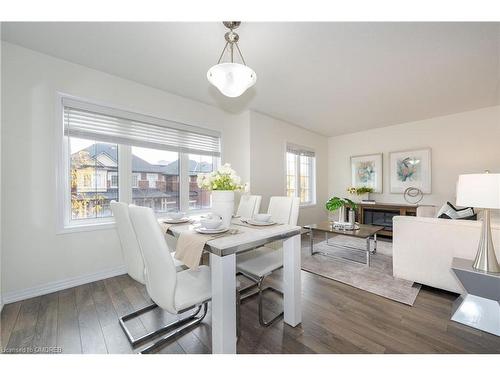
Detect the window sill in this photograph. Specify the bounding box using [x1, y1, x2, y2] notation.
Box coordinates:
[57, 220, 116, 235]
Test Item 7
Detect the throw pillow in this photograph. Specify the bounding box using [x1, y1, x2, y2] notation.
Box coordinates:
[437, 201, 476, 220]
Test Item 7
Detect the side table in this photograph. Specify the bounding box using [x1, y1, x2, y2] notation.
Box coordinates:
[451, 257, 500, 336]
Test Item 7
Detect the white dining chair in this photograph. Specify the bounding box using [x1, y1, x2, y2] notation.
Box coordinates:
[128, 205, 212, 353]
[236, 196, 300, 327]
[236, 195, 262, 219]
[110, 201, 185, 348]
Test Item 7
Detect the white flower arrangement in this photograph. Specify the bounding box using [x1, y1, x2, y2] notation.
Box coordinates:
[197, 163, 248, 192]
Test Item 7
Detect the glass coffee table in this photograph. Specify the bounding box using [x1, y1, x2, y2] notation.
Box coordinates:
[303, 221, 384, 267]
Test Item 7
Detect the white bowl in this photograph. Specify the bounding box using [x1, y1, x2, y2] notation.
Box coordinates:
[254, 213, 272, 222]
[200, 218, 223, 229]
[168, 211, 185, 220]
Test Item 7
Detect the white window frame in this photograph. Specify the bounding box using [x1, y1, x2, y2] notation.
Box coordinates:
[109, 171, 119, 188]
[284, 143, 317, 207]
[131, 173, 140, 188]
[56, 93, 222, 234]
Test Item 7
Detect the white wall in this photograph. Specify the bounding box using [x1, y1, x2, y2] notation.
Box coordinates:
[1, 42, 251, 301]
[0, 25, 3, 311]
[249, 111, 329, 226]
[328, 106, 500, 208]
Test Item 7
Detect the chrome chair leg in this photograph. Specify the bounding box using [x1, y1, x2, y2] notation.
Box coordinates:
[257, 277, 284, 327]
[236, 271, 259, 293]
[237, 271, 284, 327]
[236, 289, 241, 340]
[119, 303, 202, 348]
[140, 302, 209, 354]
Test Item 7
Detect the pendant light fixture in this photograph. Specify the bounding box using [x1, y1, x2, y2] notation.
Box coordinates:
[207, 21, 257, 98]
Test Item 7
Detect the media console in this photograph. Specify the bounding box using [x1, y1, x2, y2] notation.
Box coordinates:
[357, 202, 417, 238]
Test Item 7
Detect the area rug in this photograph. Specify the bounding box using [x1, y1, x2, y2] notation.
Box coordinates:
[301, 236, 421, 305]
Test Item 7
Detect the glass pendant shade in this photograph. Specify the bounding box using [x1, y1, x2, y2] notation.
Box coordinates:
[207, 62, 257, 98]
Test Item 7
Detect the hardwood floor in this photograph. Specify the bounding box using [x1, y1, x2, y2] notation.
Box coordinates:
[2, 236, 500, 354]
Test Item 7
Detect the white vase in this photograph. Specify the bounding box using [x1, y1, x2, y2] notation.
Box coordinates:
[337, 206, 346, 223]
[211, 190, 235, 228]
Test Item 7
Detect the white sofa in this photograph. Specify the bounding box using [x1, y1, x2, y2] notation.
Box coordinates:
[393, 214, 500, 294]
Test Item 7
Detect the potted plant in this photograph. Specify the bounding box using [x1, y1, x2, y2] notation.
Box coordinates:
[197, 163, 247, 228]
[347, 186, 375, 202]
[325, 197, 358, 223]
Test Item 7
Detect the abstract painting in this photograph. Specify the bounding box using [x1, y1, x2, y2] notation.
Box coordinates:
[350, 153, 383, 193]
[389, 148, 431, 193]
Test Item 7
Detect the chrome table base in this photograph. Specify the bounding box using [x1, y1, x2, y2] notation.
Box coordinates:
[309, 231, 377, 267]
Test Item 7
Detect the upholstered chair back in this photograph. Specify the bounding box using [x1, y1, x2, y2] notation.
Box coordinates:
[128, 205, 177, 313]
[236, 195, 262, 218]
[267, 196, 301, 225]
[110, 201, 146, 284]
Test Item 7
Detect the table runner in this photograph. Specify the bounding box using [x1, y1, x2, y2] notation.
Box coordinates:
[174, 230, 213, 270]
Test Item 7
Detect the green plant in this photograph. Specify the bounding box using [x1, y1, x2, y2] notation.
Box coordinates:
[344, 198, 358, 210]
[356, 186, 373, 194]
[347, 186, 374, 195]
[325, 197, 358, 212]
[325, 197, 345, 211]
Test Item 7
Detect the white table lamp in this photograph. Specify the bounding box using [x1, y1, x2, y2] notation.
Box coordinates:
[456, 172, 500, 273]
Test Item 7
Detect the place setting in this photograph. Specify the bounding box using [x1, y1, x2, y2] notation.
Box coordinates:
[158, 211, 194, 235]
[161, 211, 191, 224]
[194, 214, 239, 238]
[234, 213, 280, 228]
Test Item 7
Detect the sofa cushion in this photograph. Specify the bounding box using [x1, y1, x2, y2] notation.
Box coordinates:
[437, 201, 476, 220]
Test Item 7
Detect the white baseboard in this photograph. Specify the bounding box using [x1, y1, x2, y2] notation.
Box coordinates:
[2, 265, 127, 304]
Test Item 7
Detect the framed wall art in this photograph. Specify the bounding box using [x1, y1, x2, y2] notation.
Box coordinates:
[350, 153, 383, 193]
[389, 148, 431, 193]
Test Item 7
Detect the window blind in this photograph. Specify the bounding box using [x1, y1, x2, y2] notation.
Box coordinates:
[286, 143, 315, 158]
[63, 97, 221, 157]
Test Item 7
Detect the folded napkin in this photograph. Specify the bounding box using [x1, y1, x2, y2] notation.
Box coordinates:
[174, 230, 212, 270]
[159, 221, 176, 235]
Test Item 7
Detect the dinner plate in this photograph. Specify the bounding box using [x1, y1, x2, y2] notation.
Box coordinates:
[162, 218, 190, 224]
[195, 227, 229, 234]
[246, 219, 277, 226]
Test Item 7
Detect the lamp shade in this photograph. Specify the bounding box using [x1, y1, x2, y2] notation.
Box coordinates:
[456, 173, 500, 209]
[207, 62, 256, 98]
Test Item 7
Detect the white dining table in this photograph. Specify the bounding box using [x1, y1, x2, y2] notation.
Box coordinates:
[166, 218, 303, 354]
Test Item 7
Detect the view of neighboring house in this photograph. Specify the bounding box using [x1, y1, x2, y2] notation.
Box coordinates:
[70, 143, 213, 219]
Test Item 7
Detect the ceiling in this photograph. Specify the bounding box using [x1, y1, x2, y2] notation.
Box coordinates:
[2, 22, 499, 136]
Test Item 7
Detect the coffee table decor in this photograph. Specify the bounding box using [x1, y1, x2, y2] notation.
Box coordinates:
[325, 196, 358, 231]
[304, 221, 383, 267]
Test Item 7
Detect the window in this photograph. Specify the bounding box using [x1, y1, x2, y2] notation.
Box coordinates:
[59, 96, 221, 230]
[286, 143, 316, 206]
[132, 146, 180, 213]
[69, 138, 118, 221]
[109, 172, 118, 188]
[146, 173, 158, 187]
[132, 173, 140, 188]
[188, 153, 219, 210]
